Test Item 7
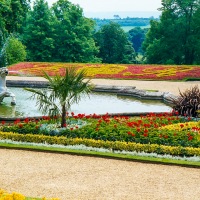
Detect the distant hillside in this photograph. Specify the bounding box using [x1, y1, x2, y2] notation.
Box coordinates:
[84, 11, 161, 19]
[92, 17, 159, 30]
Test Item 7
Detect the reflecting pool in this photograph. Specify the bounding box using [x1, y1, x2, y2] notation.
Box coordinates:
[0, 87, 172, 118]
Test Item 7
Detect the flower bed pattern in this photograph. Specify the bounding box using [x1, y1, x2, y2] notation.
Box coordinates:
[1, 113, 200, 156]
[8, 62, 200, 80]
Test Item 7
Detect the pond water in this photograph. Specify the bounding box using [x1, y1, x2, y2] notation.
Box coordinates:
[0, 87, 172, 118]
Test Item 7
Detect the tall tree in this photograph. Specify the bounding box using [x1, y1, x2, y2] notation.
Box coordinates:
[143, 0, 200, 64]
[22, 0, 55, 61]
[128, 27, 148, 53]
[95, 22, 136, 64]
[51, 0, 100, 63]
[0, 0, 30, 34]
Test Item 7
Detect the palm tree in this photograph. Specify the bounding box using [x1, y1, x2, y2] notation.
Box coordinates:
[25, 67, 92, 127]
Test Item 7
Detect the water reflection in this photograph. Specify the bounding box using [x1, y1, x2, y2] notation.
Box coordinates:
[0, 87, 172, 118]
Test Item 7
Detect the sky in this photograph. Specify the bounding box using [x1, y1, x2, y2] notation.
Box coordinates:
[44, 0, 162, 18]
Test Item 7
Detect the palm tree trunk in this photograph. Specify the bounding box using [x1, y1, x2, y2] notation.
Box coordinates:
[61, 104, 66, 127]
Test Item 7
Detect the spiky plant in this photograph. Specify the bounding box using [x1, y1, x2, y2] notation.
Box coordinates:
[24, 67, 92, 127]
[172, 85, 200, 117]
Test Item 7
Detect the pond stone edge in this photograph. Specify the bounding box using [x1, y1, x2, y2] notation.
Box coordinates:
[7, 80, 177, 104]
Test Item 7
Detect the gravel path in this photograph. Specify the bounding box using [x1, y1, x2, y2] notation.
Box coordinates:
[1, 148, 200, 200]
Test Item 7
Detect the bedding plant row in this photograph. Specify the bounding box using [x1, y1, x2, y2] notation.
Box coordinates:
[8, 62, 200, 81]
[1, 112, 200, 156]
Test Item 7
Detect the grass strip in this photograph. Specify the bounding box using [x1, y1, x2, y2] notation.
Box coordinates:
[0, 142, 200, 168]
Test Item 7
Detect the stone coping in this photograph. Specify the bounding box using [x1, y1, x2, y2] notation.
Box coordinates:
[6, 80, 177, 103]
[93, 85, 176, 103]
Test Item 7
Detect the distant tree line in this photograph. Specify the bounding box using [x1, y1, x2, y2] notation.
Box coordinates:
[93, 17, 158, 27]
[0, 0, 200, 66]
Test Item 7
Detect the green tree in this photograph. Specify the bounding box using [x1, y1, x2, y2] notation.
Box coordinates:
[51, 0, 100, 63]
[143, 0, 200, 64]
[0, 0, 11, 46]
[22, 0, 55, 61]
[128, 27, 148, 53]
[25, 67, 92, 127]
[5, 35, 26, 65]
[95, 22, 136, 64]
[0, 0, 30, 34]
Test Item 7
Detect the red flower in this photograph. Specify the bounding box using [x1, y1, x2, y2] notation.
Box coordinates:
[180, 124, 184, 128]
[96, 128, 99, 131]
[63, 123, 67, 127]
[14, 119, 20, 124]
[127, 131, 132, 135]
[18, 123, 23, 128]
[132, 133, 135, 137]
[188, 135, 193, 141]
[164, 135, 168, 139]
[1, 121, 6, 125]
[114, 124, 117, 128]
[71, 112, 74, 116]
[143, 133, 148, 137]
[70, 127, 74, 131]
[137, 128, 141, 132]
[24, 118, 29, 123]
[144, 129, 148, 133]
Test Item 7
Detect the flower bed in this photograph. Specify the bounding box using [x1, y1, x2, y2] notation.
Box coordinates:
[1, 112, 200, 156]
[8, 62, 200, 81]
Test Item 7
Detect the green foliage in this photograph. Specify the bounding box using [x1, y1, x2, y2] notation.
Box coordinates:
[21, 0, 100, 63]
[50, 0, 100, 63]
[0, 0, 30, 34]
[24, 67, 92, 127]
[22, 0, 55, 61]
[128, 27, 148, 53]
[143, 0, 200, 64]
[95, 22, 136, 64]
[5, 35, 26, 65]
